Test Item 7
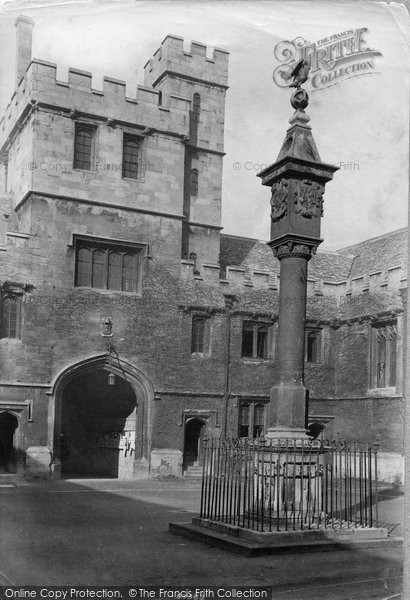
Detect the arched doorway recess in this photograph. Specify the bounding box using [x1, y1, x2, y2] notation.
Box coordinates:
[183, 417, 207, 474]
[51, 354, 153, 479]
[0, 412, 19, 473]
[61, 369, 136, 478]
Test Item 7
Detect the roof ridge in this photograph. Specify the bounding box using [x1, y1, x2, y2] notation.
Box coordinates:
[220, 233, 259, 243]
[337, 226, 408, 252]
[221, 234, 352, 258]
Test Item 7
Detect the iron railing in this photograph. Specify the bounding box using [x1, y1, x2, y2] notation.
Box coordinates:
[200, 437, 379, 532]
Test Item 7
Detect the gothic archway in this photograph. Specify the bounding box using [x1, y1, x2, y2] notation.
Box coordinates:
[50, 354, 154, 479]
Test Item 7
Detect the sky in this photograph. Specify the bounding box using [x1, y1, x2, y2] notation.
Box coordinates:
[0, 0, 408, 250]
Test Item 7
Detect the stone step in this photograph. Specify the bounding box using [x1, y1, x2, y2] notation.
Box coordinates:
[169, 520, 403, 556]
[183, 466, 203, 478]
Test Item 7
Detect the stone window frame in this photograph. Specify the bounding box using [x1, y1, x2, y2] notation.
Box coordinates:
[238, 399, 268, 438]
[0, 282, 30, 340]
[305, 326, 323, 364]
[122, 132, 145, 181]
[369, 319, 398, 391]
[190, 168, 199, 197]
[73, 235, 145, 294]
[192, 92, 201, 118]
[191, 312, 211, 356]
[241, 320, 275, 360]
[73, 121, 98, 171]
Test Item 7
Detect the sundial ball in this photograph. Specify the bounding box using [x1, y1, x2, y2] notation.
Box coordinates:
[290, 89, 309, 109]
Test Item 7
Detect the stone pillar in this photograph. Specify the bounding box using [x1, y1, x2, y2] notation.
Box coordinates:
[269, 245, 311, 437]
[15, 15, 34, 87]
[258, 93, 339, 440]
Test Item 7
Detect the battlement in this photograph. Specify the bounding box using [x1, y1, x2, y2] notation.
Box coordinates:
[180, 257, 407, 299]
[0, 57, 193, 152]
[0, 21, 228, 156]
[144, 34, 229, 89]
[217, 265, 406, 300]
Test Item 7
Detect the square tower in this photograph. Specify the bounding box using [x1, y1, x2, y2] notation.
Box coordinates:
[144, 35, 229, 267]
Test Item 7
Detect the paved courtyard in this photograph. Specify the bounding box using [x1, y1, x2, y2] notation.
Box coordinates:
[0, 477, 403, 599]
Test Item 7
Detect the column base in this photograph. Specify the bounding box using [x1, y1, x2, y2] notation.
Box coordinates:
[268, 382, 308, 434]
[265, 427, 308, 441]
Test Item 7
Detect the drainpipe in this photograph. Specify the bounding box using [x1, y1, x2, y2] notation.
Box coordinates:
[221, 294, 237, 438]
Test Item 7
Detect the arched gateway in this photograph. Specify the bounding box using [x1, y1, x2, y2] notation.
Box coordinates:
[50, 354, 153, 479]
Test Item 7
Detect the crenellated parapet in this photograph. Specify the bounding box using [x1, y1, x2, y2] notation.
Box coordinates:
[346, 264, 407, 295]
[143, 35, 229, 89]
[180, 251, 408, 299]
[0, 57, 194, 155]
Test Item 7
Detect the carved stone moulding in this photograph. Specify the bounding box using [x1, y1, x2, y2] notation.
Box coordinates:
[274, 243, 314, 260]
[268, 235, 322, 261]
[1, 280, 35, 295]
[269, 176, 325, 223]
[294, 179, 324, 219]
[270, 179, 289, 221]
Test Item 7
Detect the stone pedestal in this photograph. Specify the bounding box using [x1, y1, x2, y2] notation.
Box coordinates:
[169, 518, 394, 557]
[25, 446, 52, 480]
[150, 449, 183, 478]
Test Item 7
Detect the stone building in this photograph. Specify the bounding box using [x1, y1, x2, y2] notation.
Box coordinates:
[0, 17, 406, 482]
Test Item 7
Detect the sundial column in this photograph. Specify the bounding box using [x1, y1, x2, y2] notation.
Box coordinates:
[257, 99, 339, 441]
[268, 239, 314, 438]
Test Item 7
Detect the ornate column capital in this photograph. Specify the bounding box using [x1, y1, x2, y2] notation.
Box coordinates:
[271, 240, 316, 261]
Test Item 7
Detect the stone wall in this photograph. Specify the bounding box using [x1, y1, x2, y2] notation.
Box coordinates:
[0, 24, 405, 481]
[0, 187, 405, 479]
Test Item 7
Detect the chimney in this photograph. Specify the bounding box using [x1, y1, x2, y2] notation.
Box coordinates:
[15, 15, 34, 87]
